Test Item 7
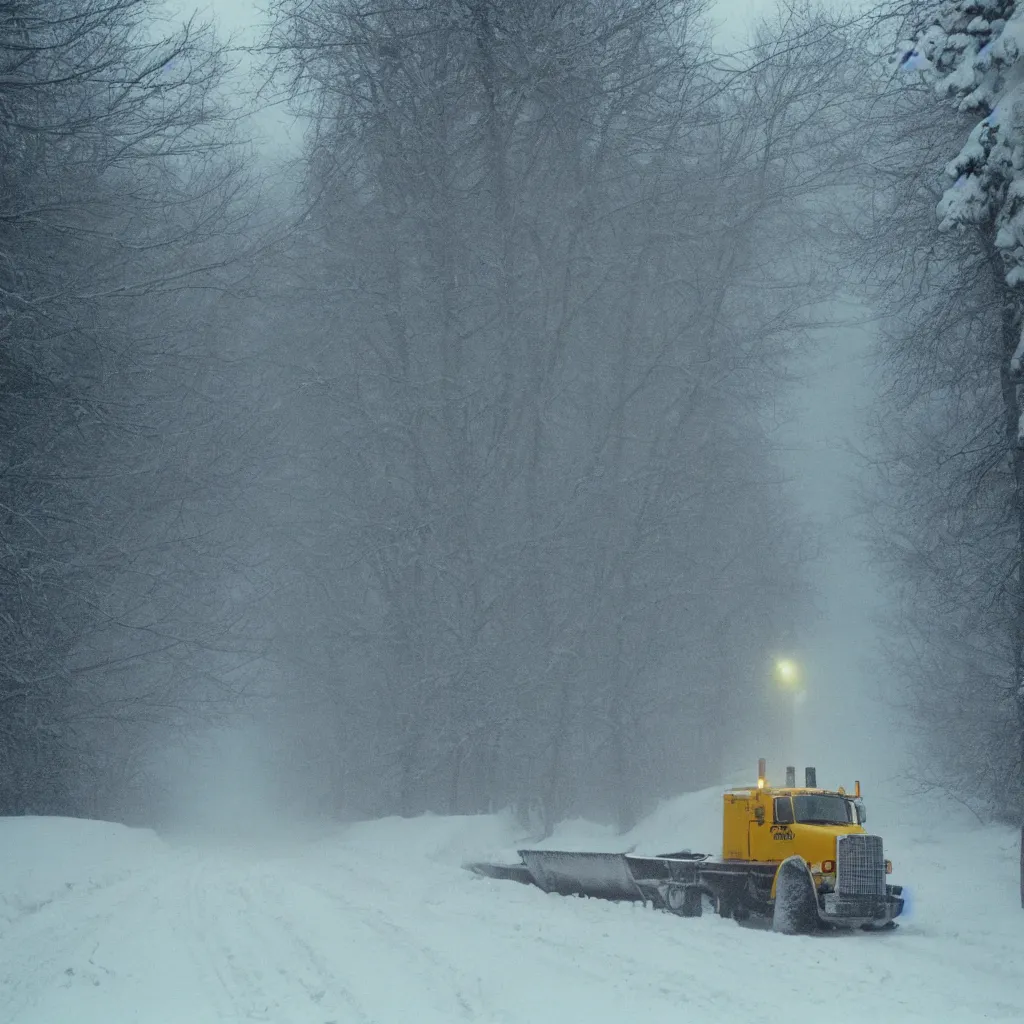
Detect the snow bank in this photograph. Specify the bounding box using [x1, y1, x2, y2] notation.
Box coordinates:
[621, 786, 725, 854]
[297, 793, 720, 872]
[327, 808, 522, 867]
[868, 785, 1021, 944]
[0, 816, 167, 926]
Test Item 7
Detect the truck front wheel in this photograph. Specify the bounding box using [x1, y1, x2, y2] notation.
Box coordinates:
[772, 856, 819, 935]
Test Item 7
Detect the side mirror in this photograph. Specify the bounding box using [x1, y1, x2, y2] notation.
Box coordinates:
[855, 799, 867, 824]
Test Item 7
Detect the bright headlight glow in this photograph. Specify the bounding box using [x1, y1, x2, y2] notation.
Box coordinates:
[774, 658, 800, 688]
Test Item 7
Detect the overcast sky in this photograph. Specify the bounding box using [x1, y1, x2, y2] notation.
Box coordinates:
[200, 0, 788, 45]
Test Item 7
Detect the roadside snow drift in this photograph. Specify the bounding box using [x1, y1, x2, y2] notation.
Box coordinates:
[0, 786, 1020, 1023]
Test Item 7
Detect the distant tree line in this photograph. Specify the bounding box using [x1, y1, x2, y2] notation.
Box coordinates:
[0, 0, 262, 819]
[251, 0, 858, 829]
[17, 0, 1022, 833]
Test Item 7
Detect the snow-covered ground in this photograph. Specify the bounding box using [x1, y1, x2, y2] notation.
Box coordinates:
[1, 784, 1020, 1023]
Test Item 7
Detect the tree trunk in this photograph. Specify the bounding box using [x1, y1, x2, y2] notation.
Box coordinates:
[998, 285, 1024, 814]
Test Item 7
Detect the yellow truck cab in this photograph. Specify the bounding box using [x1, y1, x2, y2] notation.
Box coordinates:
[724, 762, 866, 869]
[711, 760, 902, 930]
[725, 785, 863, 865]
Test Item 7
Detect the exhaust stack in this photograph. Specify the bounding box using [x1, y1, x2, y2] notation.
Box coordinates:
[805, 766, 817, 788]
[785, 766, 796, 787]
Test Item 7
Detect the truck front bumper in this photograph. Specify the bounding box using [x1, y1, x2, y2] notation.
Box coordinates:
[820, 885, 904, 928]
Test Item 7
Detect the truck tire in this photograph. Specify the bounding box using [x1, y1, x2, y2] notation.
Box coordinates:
[772, 856, 819, 936]
[666, 885, 702, 918]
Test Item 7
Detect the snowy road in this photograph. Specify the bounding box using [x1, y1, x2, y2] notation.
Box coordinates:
[1, 795, 1021, 1023]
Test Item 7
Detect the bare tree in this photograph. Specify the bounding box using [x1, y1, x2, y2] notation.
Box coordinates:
[0, 0, 260, 816]
[255, 0, 850, 828]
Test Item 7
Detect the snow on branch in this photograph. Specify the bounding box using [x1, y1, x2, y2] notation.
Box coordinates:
[899, 3, 1024, 281]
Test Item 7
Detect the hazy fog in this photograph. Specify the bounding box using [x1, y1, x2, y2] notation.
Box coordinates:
[151, 0, 898, 831]
[8, 0, 1004, 838]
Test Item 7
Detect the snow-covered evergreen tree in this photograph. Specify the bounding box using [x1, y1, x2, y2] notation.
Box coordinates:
[900, 4, 1024, 285]
[898, 1, 1024, 811]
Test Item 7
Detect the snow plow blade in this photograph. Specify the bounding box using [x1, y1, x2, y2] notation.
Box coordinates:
[464, 861, 535, 885]
[519, 850, 644, 901]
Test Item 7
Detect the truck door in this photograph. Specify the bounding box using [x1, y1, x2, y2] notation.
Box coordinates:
[748, 789, 769, 861]
[767, 796, 797, 859]
[722, 794, 751, 860]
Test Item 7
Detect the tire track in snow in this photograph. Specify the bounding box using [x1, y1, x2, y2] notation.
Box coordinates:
[232, 876, 374, 1024]
[183, 867, 280, 1022]
[288, 851, 734, 1022]
[301, 852, 648, 1006]
[184, 861, 373, 1023]
[272, 873, 485, 1021]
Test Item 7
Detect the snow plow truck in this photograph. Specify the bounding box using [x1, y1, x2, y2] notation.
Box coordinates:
[468, 760, 904, 934]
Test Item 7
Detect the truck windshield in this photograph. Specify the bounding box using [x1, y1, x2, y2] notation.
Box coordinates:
[792, 794, 854, 825]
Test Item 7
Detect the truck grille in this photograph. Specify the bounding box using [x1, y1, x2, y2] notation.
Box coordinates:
[836, 834, 885, 896]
